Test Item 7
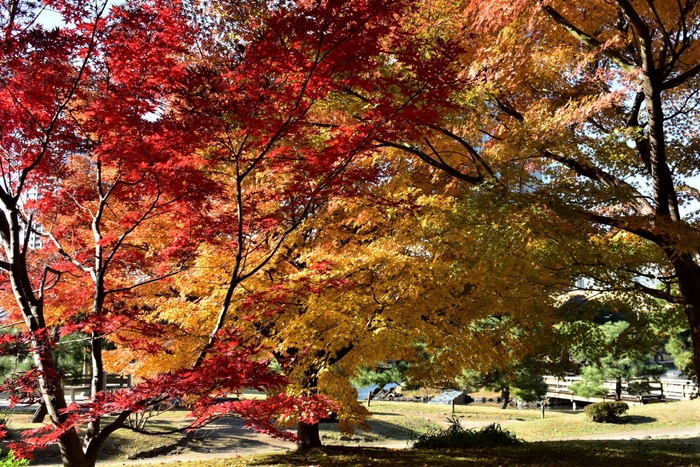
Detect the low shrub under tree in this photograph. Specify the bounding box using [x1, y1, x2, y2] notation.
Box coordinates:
[584, 402, 629, 423]
[412, 416, 521, 449]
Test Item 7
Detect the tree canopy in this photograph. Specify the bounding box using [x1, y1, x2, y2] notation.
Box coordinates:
[1, 1, 698, 465]
[355, 0, 700, 373]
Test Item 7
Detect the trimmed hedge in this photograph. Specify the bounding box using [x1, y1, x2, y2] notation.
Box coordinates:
[584, 401, 629, 423]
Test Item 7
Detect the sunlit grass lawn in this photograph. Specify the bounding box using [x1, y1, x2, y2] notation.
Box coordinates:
[102, 438, 700, 467]
[509, 400, 700, 441]
[259, 438, 700, 466]
[357, 400, 700, 442]
[3, 399, 699, 465]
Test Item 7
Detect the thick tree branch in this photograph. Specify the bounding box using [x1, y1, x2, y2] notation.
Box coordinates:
[48, 233, 92, 274]
[38, 266, 62, 298]
[614, 0, 653, 70]
[625, 91, 644, 127]
[631, 280, 683, 304]
[375, 139, 484, 184]
[493, 97, 525, 122]
[542, 6, 637, 72]
[430, 124, 501, 182]
[85, 410, 131, 466]
[579, 210, 666, 246]
[543, 150, 655, 215]
[663, 62, 700, 90]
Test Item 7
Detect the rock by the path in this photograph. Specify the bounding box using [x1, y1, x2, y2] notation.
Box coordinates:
[428, 390, 473, 405]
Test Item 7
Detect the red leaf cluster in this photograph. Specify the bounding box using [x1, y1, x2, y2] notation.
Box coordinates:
[0, 0, 466, 463]
[7, 331, 334, 457]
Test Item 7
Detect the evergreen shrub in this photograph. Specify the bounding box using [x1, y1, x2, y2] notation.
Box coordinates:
[584, 401, 629, 423]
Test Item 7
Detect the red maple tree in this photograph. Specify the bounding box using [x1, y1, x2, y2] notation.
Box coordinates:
[0, 0, 447, 464]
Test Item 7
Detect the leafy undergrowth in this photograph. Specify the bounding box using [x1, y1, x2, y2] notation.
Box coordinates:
[412, 419, 520, 449]
[124, 438, 700, 467]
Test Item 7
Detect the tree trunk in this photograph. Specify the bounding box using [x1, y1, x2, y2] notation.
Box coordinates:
[296, 421, 322, 450]
[615, 377, 622, 401]
[500, 387, 510, 409]
[288, 345, 354, 451]
[366, 383, 386, 406]
[83, 412, 131, 467]
[41, 363, 90, 467]
[84, 331, 105, 449]
[672, 253, 700, 379]
[30, 402, 47, 423]
[56, 434, 91, 467]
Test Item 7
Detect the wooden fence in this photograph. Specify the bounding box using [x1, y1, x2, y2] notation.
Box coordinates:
[543, 374, 697, 405]
[63, 374, 132, 402]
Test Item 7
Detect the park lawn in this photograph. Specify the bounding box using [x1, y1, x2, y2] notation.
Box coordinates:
[365, 401, 549, 420]
[317, 401, 550, 444]
[327, 400, 549, 443]
[319, 406, 441, 444]
[257, 439, 700, 466]
[509, 400, 700, 441]
[102, 438, 700, 467]
[3, 399, 698, 464]
[358, 400, 700, 442]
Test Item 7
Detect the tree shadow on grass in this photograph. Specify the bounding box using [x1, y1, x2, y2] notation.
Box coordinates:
[319, 418, 425, 444]
[319, 414, 439, 444]
[618, 415, 656, 425]
[252, 436, 700, 467]
[362, 418, 436, 442]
